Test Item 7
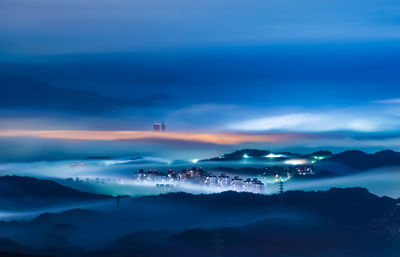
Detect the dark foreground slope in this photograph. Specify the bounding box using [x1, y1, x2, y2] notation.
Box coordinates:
[0, 183, 399, 257]
[105, 189, 400, 257]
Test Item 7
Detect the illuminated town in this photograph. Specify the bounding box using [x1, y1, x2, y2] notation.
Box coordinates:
[63, 151, 319, 195]
[135, 167, 265, 193]
[132, 162, 315, 192]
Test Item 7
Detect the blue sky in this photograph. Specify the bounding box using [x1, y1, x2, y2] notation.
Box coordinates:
[1, 0, 400, 160]
[1, 0, 400, 55]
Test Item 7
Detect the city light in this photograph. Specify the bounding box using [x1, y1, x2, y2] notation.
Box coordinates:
[265, 153, 285, 158]
[134, 167, 265, 194]
[284, 159, 308, 165]
[243, 154, 249, 159]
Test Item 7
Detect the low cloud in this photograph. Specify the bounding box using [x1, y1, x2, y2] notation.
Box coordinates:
[375, 98, 400, 104]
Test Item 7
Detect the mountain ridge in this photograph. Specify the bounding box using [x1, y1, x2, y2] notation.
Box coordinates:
[0, 175, 113, 210]
[201, 148, 400, 173]
[0, 76, 168, 114]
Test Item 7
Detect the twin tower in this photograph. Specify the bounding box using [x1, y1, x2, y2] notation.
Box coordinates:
[153, 122, 166, 132]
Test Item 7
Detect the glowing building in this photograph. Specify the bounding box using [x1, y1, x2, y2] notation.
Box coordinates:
[218, 174, 231, 187]
[153, 123, 160, 132]
[153, 122, 166, 132]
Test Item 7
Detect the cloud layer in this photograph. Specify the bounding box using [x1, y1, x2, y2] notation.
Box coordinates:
[226, 112, 400, 133]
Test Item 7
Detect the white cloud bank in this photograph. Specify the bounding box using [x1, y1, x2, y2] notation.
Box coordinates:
[226, 112, 400, 133]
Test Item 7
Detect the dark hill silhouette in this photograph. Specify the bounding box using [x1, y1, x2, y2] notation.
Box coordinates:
[201, 148, 331, 162]
[311, 150, 333, 156]
[201, 148, 400, 174]
[0, 176, 112, 210]
[204, 149, 272, 161]
[33, 208, 104, 225]
[0, 252, 51, 257]
[0, 237, 31, 253]
[321, 149, 400, 171]
[0, 187, 398, 257]
[107, 188, 400, 257]
[134, 188, 395, 225]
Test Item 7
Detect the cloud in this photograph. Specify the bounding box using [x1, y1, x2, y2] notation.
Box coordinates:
[163, 104, 253, 131]
[4, 129, 400, 162]
[226, 112, 400, 133]
[0, 129, 297, 145]
[375, 98, 400, 104]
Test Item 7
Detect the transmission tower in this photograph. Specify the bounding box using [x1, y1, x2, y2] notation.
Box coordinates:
[279, 180, 284, 195]
[215, 229, 223, 257]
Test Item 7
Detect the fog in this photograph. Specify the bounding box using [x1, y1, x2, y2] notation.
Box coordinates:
[286, 166, 400, 197]
[2, 157, 400, 198]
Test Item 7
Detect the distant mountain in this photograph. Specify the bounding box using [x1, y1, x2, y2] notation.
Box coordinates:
[0, 77, 166, 113]
[33, 208, 104, 225]
[85, 156, 113, 160]
[201, 149, 279, 161]
[320, 149, 400, 171]
[200, 148, 332, 162]
[201, 148, 400, 173]
[310, 150, 334, 156]
[0, 176, 112, 210]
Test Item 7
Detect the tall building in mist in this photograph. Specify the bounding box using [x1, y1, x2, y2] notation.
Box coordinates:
[153, 122, 166, 132]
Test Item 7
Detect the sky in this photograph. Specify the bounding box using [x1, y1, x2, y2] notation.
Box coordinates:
[1, 0, 400, 160]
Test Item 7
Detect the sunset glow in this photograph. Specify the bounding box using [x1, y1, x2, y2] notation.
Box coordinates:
[0, 130, 298, 145]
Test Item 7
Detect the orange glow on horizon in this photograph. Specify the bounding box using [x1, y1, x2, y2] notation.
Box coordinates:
[0, 130, 299, 145]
